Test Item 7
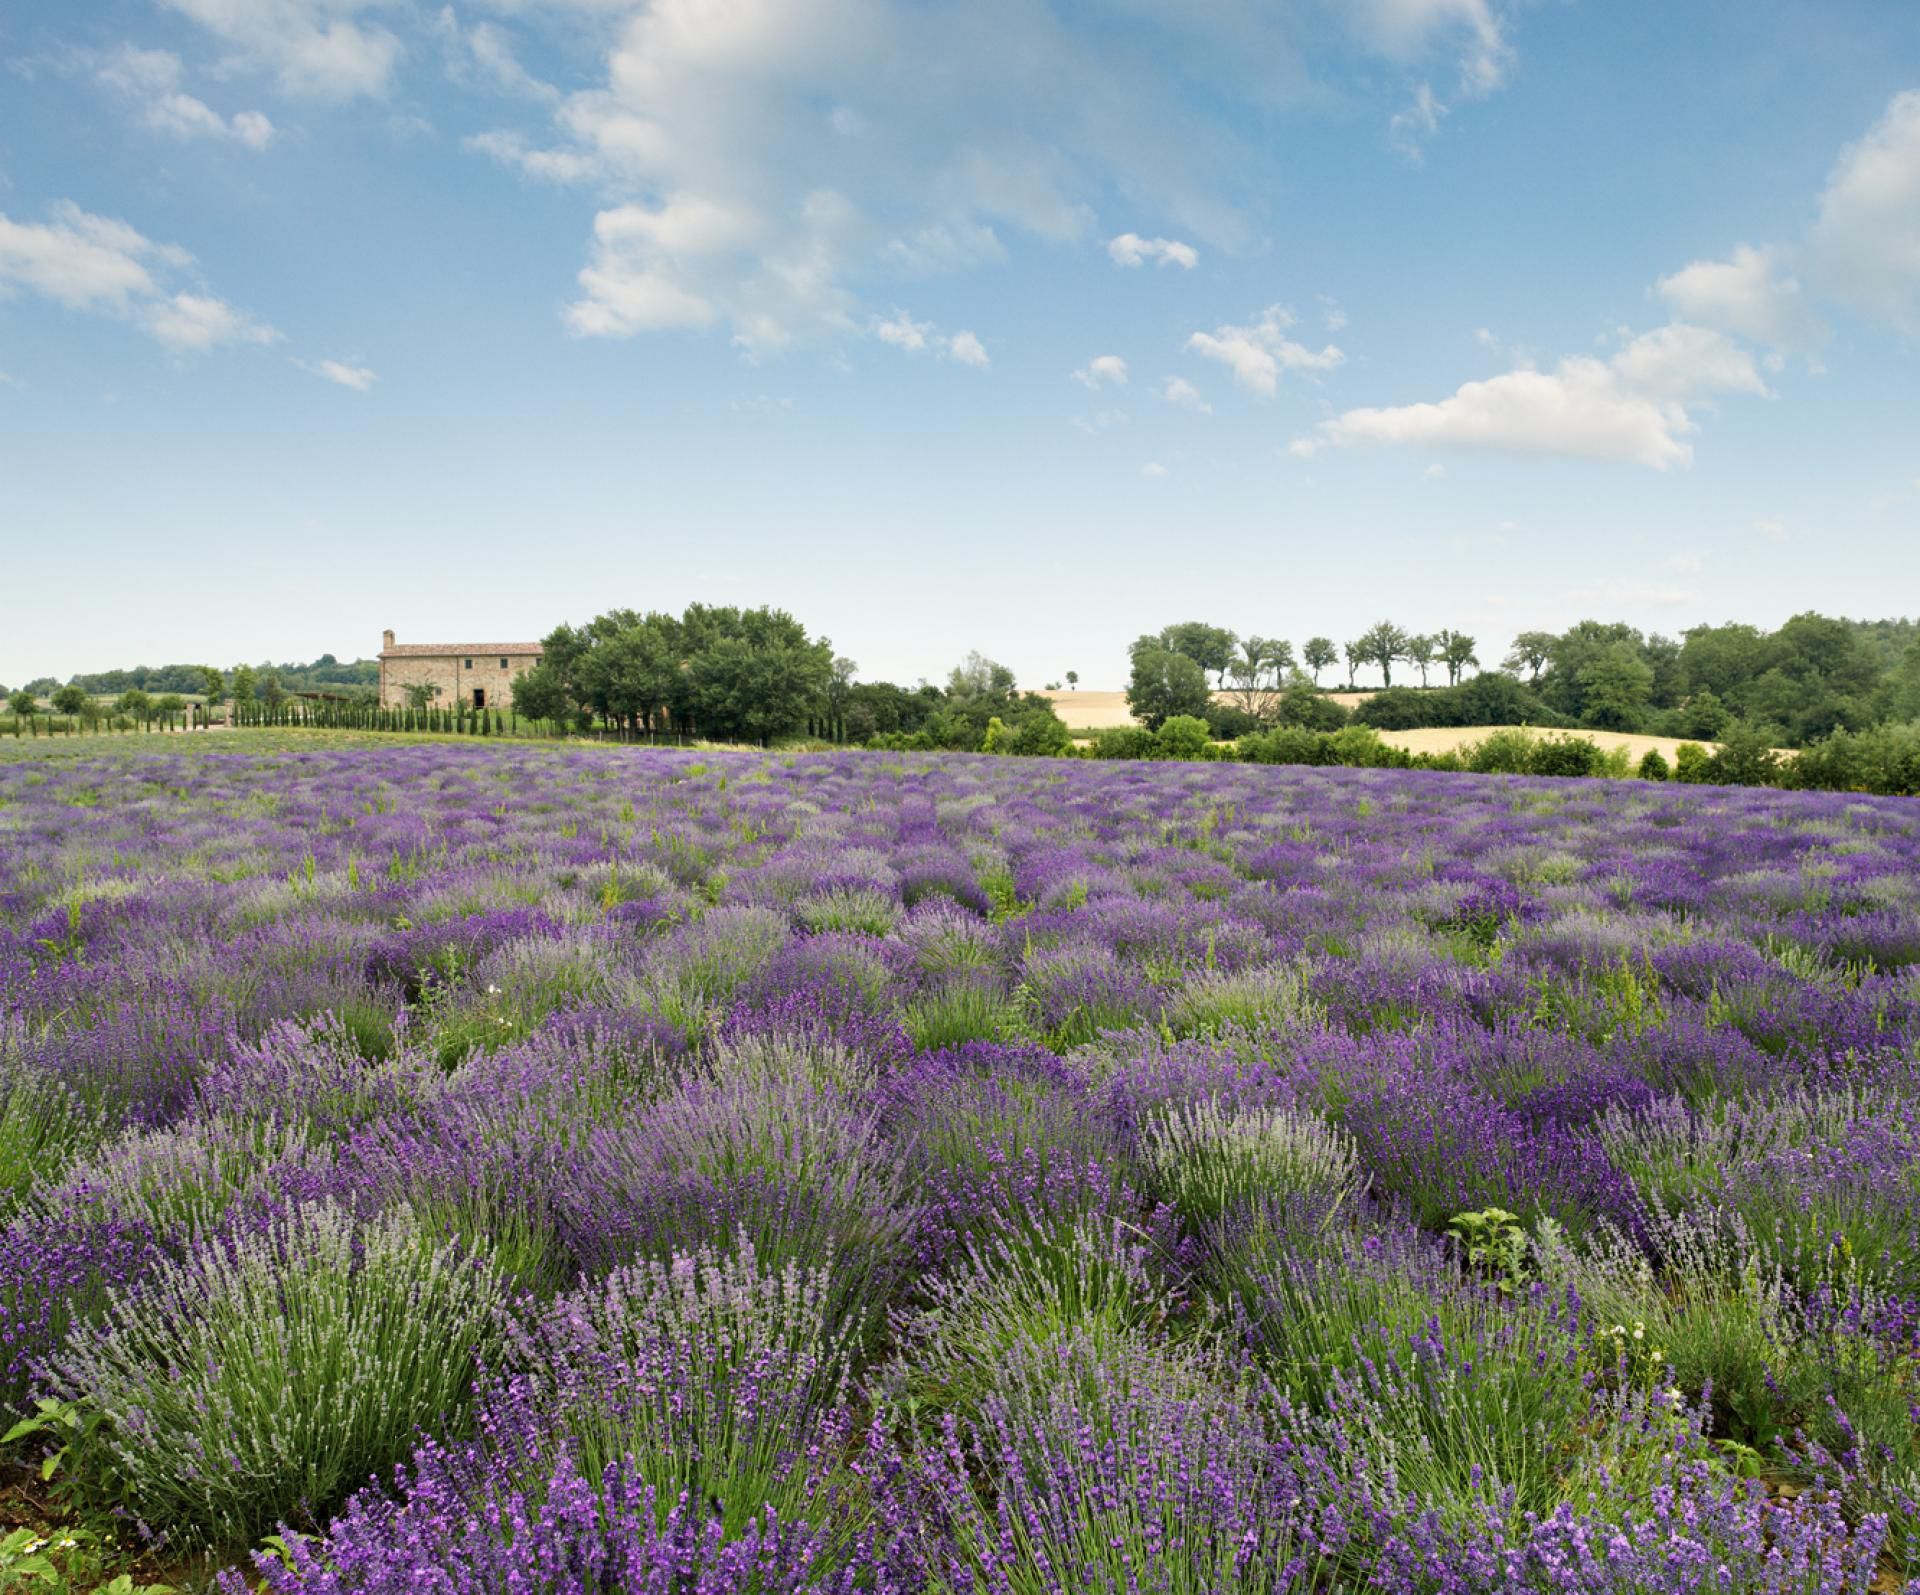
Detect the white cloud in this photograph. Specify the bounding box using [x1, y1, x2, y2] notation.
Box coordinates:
[1806, 89, 1920, 332]
[1292, 324, 1765, 470]
[145, 291, 278, 350]
[158, 0, 403, 99]
[1141, 460, 1168, 478]
[1389, 82, 1446, 159]
[1318, 296, 1348, 332]
[96, 46, 274, 148]
[1654, 243, 1816, 350]
[942, 329, 988, 367]
[1348, 0, 1511, 94]
[0, 201, 277, 353]
[1755, 518, 1790, 545]
[1186, 305, 1344, 396]
[451, 2, 1525, 352]
[1072, 354, 1128, 389]
[875, 309, 931, 351]
[1108, 232, 1198, 269]
[1160, 375, 1211, 413]
[301, 357, 378, 390]
[438, 12, 558, 102]
[1423, 462, 1446, 479]
[1069, 407, 1128, 434]
[465, 130, 598, 184]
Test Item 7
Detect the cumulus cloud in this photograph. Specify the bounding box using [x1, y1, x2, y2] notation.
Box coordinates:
[464, 1, 1524, 353]
[1655, 243, 1817, 350]
[943, 329, 988, 367]
[158, 0, 403, 99]
[1072, 354, 1128, 389]
[465, 130, 598, 184]
[1290, 324, 1765, 470]
[1186, 305, 1344, 396]
[0, 201, 277, 352]
[1107, 232, 1198, 269]
[1806, 89, 1920, 332]
[96, 45, 274, 148]
[1160, 375, 1211, 413]
[300, 358, 378, 390]
[874, 309, 932, 351]
[868, 310, 987, 368]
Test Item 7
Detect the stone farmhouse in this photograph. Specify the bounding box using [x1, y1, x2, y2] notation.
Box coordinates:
[377, 630, 544, 711]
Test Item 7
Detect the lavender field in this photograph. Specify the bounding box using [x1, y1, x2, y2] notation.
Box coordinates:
[2, 740, 1918, 1592]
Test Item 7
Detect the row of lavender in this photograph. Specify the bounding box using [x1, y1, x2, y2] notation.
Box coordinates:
[1, 742, 1917, 1591]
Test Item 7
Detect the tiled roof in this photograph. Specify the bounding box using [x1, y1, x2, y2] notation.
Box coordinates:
[379, 643, 544, 659]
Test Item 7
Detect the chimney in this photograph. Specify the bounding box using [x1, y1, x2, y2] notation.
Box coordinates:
[382, 629, 395, 653]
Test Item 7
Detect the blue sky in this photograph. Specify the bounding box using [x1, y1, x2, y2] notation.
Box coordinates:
[2, 0, 1916, 690]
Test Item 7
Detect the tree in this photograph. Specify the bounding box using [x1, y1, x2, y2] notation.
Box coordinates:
[260, 671, 287, 713]
[1302, 637, 1338, 687]
[1125, 637, 1211, 730]
[153, 694, 186, 720]
[1342, 639, 1364, 691]
[682, 605, 833, 744]
[200, 667, 225, 705]
[231, 664, 258, 707]
[1354, 621, 1412, 689]
[1007, 707, 1074, 756]
[1405, 634, 1436, 688]
[1576, 643, 1655, 731]
[51, 684, 88, 716]
[1065, 671, 1079, 690]
[1504, 631, 1556, 686]
[1158, 622, 1238, 687]
[115, 688, 153, 721]
[8, 689, 36, 717]
[404, 682, 444, 712]
[1436, 630, 1479, 686]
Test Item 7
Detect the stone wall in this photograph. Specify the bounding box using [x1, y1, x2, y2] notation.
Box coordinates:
[378, 653, 541, 710]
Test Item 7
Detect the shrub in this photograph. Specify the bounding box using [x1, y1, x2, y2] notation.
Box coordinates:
[1091, 726, 1156, 760]
[1672, 741, 1713, 782]
[1710, 722, 1784, 787]
[1528, 734, 1605, 778]
[508, 1239, 855, 1536]
[1140, 1098, 1360, 1227]
[50, 1203, 505, 1553]
[1637, 748, 1671, 781]
[1464, 726, 1537, 774]
[1152, 715, 1212, 761]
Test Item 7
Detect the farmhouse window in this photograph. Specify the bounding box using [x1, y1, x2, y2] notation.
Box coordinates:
[500, 658, 508, 669]
[464, 659, 473, 669]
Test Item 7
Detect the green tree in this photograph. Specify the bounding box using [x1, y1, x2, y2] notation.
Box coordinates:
[1437, 629, 1479, 685]
[1125, 638, 1211, 730]
[1224, 636, 1289, 723]
[115, 688, 153, 721]
[230, 664, 258, 707]
[8, 688, 37, 717]
[1503, 631, 1556, 686]
[200, 667, 225, 707]
[1158, 622, 1238, 687]
[682, 605, 833, 744]
[1064, 670, 1079, 690]
[1302, 637, 1339, 687]
[51, 684, 88, 716]
[260, 672, 287, 713]
[1405, 633, 1436, 688]
[1355, 621, 1413, 689]
[1576, 643, 1656, 731]
[403, 682, 443, 712]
